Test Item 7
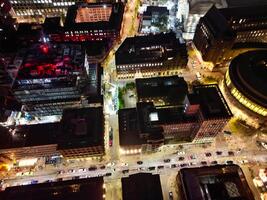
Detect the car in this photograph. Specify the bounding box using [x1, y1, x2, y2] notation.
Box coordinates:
[164, 159, 171, 163]
[205, 153, 212, 157]
[180, 163, 189, 167]
[171, 164, 177, 168]
[78, 168, 86, 173]
[109, 140, 113, 147]
[122, 169, 129, 174]
[157, 165, 164, 169]
[31, 180, 38, 184]
[57, 170, 64, 175]
[72, 176, 79, 180]
[201, 161, 207, 165]
[137, 161, 143, 165]
[226, 160, 234, 165]
[68, 169, 75, 173]
[189, 162, 197, 166]
[169, 192, 173, 200]
[228, 151, 234, 156]
[148, 166, 156, 171]
[224, 130, 232, 135]
[178, 157, 185, 161]
[105, 173, 112, 177]
[190, 155, 196, 160]
[216, 151, 222, 155]
[88, 166, 97, 171]
[99, 165, 106, 170]
[211, 161, 218, 165]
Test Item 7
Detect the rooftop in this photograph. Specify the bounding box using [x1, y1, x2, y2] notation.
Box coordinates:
[121, 173, 163, 200]
[64, 2, 124, 31]
[191, 84, 232, 119]
[143, 6, 169, 16]
[115, 32, 186, 65]
[136, 76, 188, 105]
[58, 107, 104, 149]
[179, 165, 254, 200]
[0, 177, 104, 200]
[228, 50, 267, 108]
[0, 123, 59, 150]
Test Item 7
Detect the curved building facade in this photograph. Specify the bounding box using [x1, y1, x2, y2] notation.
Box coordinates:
[225, 50, 267, 116]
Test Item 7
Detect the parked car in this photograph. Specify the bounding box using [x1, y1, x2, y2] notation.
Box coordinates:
[211, 161, 218, 165]
[137, 161, 143, 165]
[228, 151, 234, 156]
[201, 161, 207, 165]
[164, 159, 171, 163]
[226, 160, 234, 165]
[171, 164, 177, 168]
[148, 166, 155, 171]
[157, 165, 164, 169]
[88, 166, 97, 171]
[178, 157, 185, 161]
[216, 151, 222, 155]
[205, 152, 212, 157]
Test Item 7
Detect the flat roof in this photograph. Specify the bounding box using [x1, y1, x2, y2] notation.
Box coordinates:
[0, 123, 59, 150]
[118, 108, 146, 146]
[192, 84, 232, 119]
[58, 107, 104, 149]
[228, 50, 267, 108]
[0, 177, 104, 200]
[179, 165, 254, 200]
[64, 2, 124, 31]
[115, 32, 186, 65]
[136, 76, 188, 105]
[121, 173, 163, 200]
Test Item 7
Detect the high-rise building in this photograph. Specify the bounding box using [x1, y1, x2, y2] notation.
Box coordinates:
[119, 82, 232, 154]
[8, 0, 81, 22]
[193, 5, 267, 66]
[115, 32, 188, 79]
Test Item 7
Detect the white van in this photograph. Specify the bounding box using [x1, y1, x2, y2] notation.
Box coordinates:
[196, 72, 201, 80]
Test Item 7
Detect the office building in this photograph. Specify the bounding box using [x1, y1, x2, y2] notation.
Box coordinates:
[63, 2, 124, 42]
[115, 32, 188, 79]
[179, 165, 254, 200]
[121, 173, 163, 200]
[119, 83, 232, 154]
[193, 5, 267, 66]
[139, 6, 169, 34]
[57, 107, 104, 159]
[136, 76, 188, 106]
[0, 177, 105, 200]
[225, 50, 267, 117]
[8, 0, 81, 22]
[0, 107, 104, 163]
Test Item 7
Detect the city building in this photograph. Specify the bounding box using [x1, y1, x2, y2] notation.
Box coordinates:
[193, 6, 236, 66]
[178, 165, 254, 200]
[139, 6, 169, 34]
[119, 83, 232, 154]
[8, 0, 81, 23]
[193, 5, 267, 66]
[115, 32, 188, 79]
[121, 173, 163, 200]
[0, 177, 105, 200]
[63, 2, 124, 42]
[8, 43, 85, 118]
[225, 50, 267, 117]
[57, 107, 104, 159]
[183, 0, 227, 40]
[135, 76, 188, 106]
[0, 107, 104, 163]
